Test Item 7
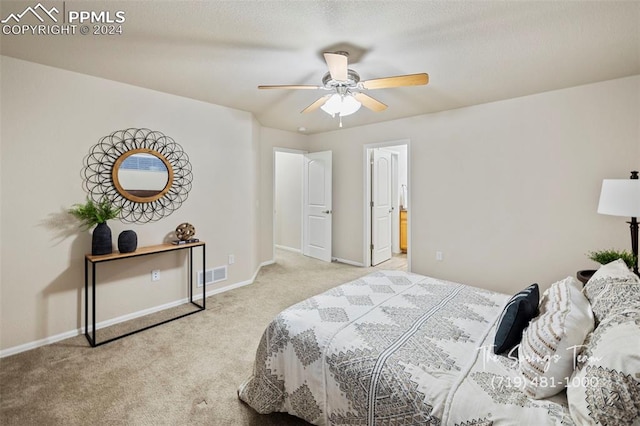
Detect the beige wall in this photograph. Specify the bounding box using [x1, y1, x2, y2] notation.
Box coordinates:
[308, 76, 640, 294]
[0, 57, 302, 352]
[2, 54, 638, 354]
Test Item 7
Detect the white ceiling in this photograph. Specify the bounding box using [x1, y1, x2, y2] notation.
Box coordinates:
[1, 1, 639, 134]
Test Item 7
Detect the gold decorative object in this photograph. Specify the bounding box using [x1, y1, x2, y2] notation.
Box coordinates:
[175, 222, 196, 241]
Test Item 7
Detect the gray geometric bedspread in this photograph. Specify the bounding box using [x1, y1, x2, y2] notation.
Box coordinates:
[238, 270, 574, 425]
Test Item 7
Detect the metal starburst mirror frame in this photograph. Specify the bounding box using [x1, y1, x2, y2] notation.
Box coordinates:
[82, 128, 192, 223]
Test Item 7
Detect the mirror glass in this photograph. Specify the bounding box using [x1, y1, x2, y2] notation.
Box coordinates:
[113, 149, 173, 202]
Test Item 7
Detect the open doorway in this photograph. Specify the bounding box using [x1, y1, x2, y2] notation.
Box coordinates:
[364, 140, 409, 270]
[273, 148, 333, 263]
[273, 149, 305, 257]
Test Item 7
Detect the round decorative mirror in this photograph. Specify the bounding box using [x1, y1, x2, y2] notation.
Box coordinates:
[83, 128, 192, 223]
[112, 148, 174, 203]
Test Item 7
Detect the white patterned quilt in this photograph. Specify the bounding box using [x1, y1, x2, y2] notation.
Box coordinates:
[238, 270, 574, 425]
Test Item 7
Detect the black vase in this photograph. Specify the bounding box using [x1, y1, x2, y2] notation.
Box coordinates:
[118, 230, 137, 253]
[92, 222, 113, 255]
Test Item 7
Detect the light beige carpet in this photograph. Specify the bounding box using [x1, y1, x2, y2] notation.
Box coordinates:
[0, 250, 406, 425]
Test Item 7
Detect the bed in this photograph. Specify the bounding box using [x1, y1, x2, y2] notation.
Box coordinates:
[238, 262, 640, 425]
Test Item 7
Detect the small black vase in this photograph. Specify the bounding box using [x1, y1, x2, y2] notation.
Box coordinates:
[118, 230, 137, 253]
[92, 222, 113, 255]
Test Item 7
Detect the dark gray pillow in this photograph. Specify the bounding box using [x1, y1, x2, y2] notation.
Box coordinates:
[493, 283, 539, 354]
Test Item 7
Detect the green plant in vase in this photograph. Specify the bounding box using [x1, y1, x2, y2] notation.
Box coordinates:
[69, 198, 120, 255]
[588, 249, 636, 270]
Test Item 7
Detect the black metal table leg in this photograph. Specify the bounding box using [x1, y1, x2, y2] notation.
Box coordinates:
[202, 244, 206, 309]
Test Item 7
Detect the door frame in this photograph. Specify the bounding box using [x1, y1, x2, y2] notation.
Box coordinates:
[390, 152, 400, 254]
[363, 139, 411, 270]
[272, 147, 307, 262]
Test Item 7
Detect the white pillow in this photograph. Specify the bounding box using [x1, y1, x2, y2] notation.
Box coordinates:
[588, 258, 637, 280]
[583, 259, 640, 325]
[518, 276, 594, 399]
[567, 308, 640, 424]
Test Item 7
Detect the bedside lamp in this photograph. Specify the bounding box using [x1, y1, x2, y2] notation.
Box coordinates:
[597, 171, 640, 275]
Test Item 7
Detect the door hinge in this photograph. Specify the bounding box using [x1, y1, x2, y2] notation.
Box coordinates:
[370, 244, 374, 250]
[370, 201, 374, 207]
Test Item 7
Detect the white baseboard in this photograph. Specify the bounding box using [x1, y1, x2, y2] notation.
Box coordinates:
[274, 244, 301, 253]
[333, 257, 365, 267]
[0, 260, 273, 358]
[0, 329, 82, 358]
[260, 259, 276, 268]
[85, 298, 191, 334]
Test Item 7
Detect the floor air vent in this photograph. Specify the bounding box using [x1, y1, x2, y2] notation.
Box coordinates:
[198, 266, 227, 287]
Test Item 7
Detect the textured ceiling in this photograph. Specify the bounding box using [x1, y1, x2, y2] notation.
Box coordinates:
[1, 1, 639, 134]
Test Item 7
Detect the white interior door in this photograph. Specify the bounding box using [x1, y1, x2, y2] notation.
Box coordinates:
[303, 151, 332, 262]
[371, 149, 392, 265]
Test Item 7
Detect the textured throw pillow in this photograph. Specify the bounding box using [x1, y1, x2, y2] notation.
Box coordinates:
[493, 283, 539, 354]
[567, 308, 640, 425]
[518, 276, 594, 399]
[583, 259, 640, 325]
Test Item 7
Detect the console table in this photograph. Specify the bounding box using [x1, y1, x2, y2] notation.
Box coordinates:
[84, 241, 205, 347]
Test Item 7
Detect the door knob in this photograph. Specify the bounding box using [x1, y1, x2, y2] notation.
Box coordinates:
[322, 210, 332, 214]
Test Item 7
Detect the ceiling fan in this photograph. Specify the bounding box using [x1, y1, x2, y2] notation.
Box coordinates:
[258, 51, 429, 127]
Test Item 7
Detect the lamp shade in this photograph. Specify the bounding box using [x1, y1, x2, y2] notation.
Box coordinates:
[339, 95, 361, 116]
[321, 94, 361, 117]
[598, 179, 640, 217]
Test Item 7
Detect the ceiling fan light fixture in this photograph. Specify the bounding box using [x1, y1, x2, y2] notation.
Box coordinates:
[321, 93, 362, 117]
[258, 48, 427, 128]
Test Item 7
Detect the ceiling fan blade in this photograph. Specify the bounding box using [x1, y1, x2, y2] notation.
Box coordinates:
[258, 84, 322, 90]
[301, 95, 331, 113]
[361, 73, 429, 90]
[353, 93, 387, 112]
[323, 52, 348, 81]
